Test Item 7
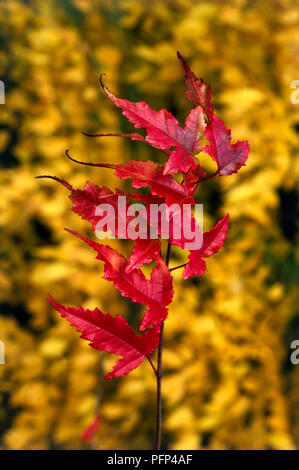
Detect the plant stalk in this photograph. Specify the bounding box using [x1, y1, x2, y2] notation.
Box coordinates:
[156, 322, 164, 450]
[156, 242, 171, 450]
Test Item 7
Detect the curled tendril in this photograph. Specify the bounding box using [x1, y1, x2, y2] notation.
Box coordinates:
[35, 175, 73, 190]
[99, 73, 107, 91]
[65, 149, 116, 169]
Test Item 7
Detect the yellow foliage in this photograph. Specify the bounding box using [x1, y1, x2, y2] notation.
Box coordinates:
[0, 0, 298, 450]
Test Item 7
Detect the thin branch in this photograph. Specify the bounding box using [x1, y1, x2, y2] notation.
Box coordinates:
[82, 131, 145, 142]
[199, 169, 219, 183]
[82, 131, 171, 157]
[99, 73, 107, 91]
[169, 262, 187, 272]
[35, 175, 73, 190]
[165, 242, 172, 266]
[156, 325, 164, 450]
[65, 149, 116, 169]
[147, 356, 158, 376]
[156, 242, 172, 450]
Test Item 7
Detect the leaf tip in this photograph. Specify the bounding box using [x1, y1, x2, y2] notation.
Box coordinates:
[35, 174, 73, 191]
[99, 72, 107, 91]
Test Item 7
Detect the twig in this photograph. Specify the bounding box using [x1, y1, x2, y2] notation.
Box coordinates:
[35, 175, 73, 190]
[199, 170, 219, 183]
[156, 242, 171, 450]
[147, 356, 158, 376]
[65, 149, 116, 169]
[169, 262, 187, 272]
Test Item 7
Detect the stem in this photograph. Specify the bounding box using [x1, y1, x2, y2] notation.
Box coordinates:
[65, 149, 116, 169]
[169, 262, 187, 272]
[156, 322, 164, 450]
[156, 242, 171, 450]
[199, 170, 219, 183]
[147, 356, 157, 376]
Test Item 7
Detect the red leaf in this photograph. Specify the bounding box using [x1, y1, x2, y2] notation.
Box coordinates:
[203, 115, 249, 176]
[168, 213, 201, 250]
[126, 238, 161, 273]
[163, 106, 206, 175]
[183, 167, 206, 194]
[177, 53, 249, 175]
[183, 214, 229, 279]
[101, 79, 205, 174]
[129, 192, 165, 206]
[199, 214, 229, 258]
[116, 160, 195, 205]
[70, 183, 125, 232]
[68, 182, 160, 269]
[69, 182, 150, 241]
[139, 257, 173, 331]
[177, 51, 214, 120]
[48, 295, 160, 379]
[81, 416, 101, 442]
[66, 230, 174, 330]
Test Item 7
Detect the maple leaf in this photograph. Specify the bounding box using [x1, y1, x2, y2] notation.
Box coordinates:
[177, 51, 214, 121]
[126, 238, 161, 273]
[101, 76, 205, 174]
[138, 257, 174, 331]
[129, 192, 165, 206]
[39, 178, 159, 268]
[183, 167, 206, 194]
[48, 295, 160, 378]
[163, 106, 206, 175]
[115, 160, 195, 205]
[167, 213, 202, 251]
[177, 52, 249, 176]
[203, 115, 250, 176]
[183, 214, 229, 279]
[70, 182, 128, 235]
[66, 230, 174, 330]
[70, 182, 162, 269]
[127, 192, 199, 251]
[81, 416, 101, 442]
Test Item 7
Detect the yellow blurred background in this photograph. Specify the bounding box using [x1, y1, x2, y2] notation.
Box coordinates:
[0, 0, 299, 450]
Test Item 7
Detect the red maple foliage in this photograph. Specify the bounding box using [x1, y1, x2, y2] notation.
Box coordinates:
[48, 295, 160, 378]
[37, 52, 249, 446]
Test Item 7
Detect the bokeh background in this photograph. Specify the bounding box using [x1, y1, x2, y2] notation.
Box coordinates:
[0, 0, 299, 450]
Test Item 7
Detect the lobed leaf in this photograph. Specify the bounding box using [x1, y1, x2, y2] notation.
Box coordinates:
[183, 214, 229, 279]
[203, 115, 249, 176]
[66, 230, 174, 330]
[101, 78, 205, 174]
[126, 239, 161, 273]
[48, 295, 160, 379]
[177, 51, 214, 121]
[115, 160, 195, 205]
